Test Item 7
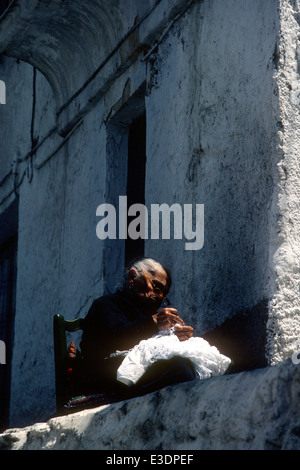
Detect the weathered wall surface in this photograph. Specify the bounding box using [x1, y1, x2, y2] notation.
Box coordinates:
[145, 0, 280, 336]
[265, 0, 300, 366]
[1, 359, 299, 450]
[11, 103, 108, 425]
[0, 0, 299, 430]
[0, 57, 33, 196]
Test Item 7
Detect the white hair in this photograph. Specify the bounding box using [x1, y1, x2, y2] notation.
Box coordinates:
[123, 257, 172, 291]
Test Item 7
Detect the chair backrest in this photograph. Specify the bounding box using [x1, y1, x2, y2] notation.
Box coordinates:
[53, 314, 84, 414]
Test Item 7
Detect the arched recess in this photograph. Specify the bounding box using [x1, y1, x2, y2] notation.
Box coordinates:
[0, 0, 142, 110]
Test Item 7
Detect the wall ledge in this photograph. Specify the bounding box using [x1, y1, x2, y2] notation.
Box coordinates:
[1, 358, 299, 450]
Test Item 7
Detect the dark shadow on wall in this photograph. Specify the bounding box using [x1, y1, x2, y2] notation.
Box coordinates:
[202, 299, 269, 374]
[103, 83, 146, 294]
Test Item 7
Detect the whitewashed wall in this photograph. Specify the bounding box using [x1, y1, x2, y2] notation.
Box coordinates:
[0, 0, 299, 428]
[145, 0, 279, 334]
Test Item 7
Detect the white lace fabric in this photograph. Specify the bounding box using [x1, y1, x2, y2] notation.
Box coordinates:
[116, 328, 231, 386]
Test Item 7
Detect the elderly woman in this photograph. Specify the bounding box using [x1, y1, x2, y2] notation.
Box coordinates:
[79, 257, 195, 402]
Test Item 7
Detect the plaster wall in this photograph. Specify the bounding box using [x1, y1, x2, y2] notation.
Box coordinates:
[265, 0, 300, 365]
[0, 0, 299, 430]
[145, 0, 279, 334]
[2, 41, 149, 428]
[0, 57, 33, 209]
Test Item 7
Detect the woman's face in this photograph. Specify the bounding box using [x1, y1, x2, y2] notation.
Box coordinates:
[128, 267, 169, 313]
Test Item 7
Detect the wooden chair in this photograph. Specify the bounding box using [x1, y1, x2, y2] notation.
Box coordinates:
[53, 314, 85, 414]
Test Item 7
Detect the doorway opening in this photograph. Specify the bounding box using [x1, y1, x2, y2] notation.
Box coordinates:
[105, 84, 146, 291]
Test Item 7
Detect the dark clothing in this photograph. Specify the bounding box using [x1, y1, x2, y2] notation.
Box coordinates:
[130, 356, 196, 397]
[80, 291, 158, 394]
[79, 290, 195, 400]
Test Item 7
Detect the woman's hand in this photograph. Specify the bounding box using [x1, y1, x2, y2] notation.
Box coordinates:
[152, 308, 194, 341]
[153, 307, 189, 331]
[153, 307, 184, 330]
[174, 324, 194, 341]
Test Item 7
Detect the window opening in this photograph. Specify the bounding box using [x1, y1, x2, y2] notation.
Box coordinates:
[125, 112, 146, 266]
[104, 85, 146, 293]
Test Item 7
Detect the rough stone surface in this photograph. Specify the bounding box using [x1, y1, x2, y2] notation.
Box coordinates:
[265, 0, 300, 366]
[0, 359, 299, 450]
